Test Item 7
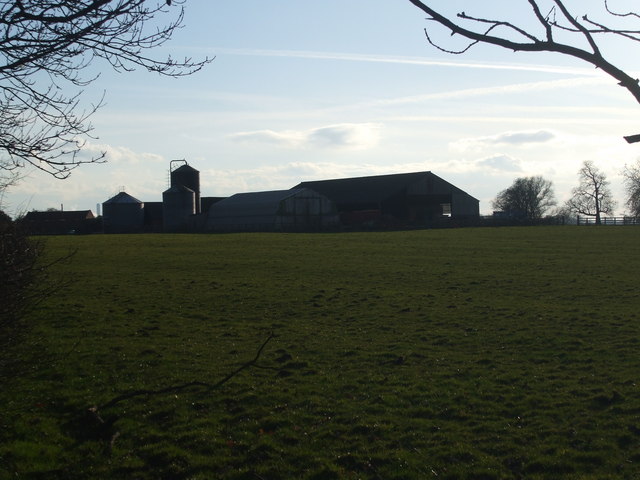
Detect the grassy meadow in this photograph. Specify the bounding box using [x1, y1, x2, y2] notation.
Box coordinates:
[1, 227, 640, 479]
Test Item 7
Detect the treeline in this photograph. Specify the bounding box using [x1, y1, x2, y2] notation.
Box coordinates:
[491, 160, 640, 225]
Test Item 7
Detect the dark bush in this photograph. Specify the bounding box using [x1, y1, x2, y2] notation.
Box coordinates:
[0, 210, 40, 332]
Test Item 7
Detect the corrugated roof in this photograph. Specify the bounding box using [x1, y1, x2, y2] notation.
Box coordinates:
[293, 172, 428, 204]
[294, 171, 477, 204]
[163, 184, 195, 194]
[103, 191, 142, 204]
[172, 164, 199, 174]
[209, 189, 304, 217]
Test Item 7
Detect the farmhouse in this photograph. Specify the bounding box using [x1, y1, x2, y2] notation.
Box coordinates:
[294, 171, 479, 227]
[20, 209, 95, 235]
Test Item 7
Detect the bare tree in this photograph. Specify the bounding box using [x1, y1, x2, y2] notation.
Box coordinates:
[407, 0, 640, 142]
[566, 160, 616, 224]
[492, 175, 556, 220]
[622, 160, 640, 217]
[0, 0, 210, 185]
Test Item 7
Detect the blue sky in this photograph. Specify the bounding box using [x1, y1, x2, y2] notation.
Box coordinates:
[4, 0, 640, 215]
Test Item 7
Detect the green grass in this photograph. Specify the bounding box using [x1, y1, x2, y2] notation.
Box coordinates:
[1, 227, 640, 479]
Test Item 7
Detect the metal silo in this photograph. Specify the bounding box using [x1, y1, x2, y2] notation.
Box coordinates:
[162, 184, 195, 232]
[102, 191, 144, 233]
[170, 162, 201, 214]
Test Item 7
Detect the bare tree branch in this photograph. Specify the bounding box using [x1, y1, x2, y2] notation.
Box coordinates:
[0, 0, 212, 184]
[407, 0, 640, 141]
[95, 332, 276, 412]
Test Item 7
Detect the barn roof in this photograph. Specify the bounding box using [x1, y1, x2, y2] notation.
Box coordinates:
[294, 171, 477, 204]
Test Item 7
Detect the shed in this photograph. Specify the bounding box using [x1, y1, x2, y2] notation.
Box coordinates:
[294, 171, 479, 227]
[206, 188, 338, 232]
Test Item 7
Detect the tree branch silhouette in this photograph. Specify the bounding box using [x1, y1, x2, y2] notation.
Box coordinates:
[91, 332, 275, 416]
[0, 0, 212, 184]
[407, 0, 640, 142]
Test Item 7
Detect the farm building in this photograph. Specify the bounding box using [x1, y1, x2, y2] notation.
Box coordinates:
[294, 171, 479, 227]
[102, 191, 145, 234]
[99, 163, 480, 233]
[20, 210, 95, 235]
[206, 188, 338, 232]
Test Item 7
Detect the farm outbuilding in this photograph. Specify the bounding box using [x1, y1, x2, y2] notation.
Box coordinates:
[206, 188, 338, 232]
[20, 210, 95, 235]
[294, 171, 479, 227]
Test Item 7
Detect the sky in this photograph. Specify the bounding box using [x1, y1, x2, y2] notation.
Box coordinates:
[3, 0, 640, 216]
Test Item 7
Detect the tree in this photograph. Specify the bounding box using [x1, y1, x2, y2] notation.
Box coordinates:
[0, 1, 210, 344]
[622, 160, 640, 217]
[406, 0, 640, 142]
[0, 0, 210, 185]
[492, 176, 556, 220]
[0, 210, 38, 335]
[565, 160, 615, 224]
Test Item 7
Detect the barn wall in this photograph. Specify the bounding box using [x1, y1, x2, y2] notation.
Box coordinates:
[277, 191, 339, 230]
[451, 192, 480, 217]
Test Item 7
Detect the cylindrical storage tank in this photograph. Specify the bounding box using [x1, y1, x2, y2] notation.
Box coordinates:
[102, 192, 144, 233]
[170, 164, 201, 214]
[163, 184, 196, 232]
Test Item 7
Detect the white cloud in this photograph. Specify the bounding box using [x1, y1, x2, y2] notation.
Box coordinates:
[228, 123, 382, 150]
[476, 154, 523, 172]
[452, 129, 557, 151]
[75, 141, 165, 165]
[228, 129, 304, 147]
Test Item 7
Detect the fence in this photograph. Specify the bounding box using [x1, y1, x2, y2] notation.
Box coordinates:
[577, 216, 640, 226]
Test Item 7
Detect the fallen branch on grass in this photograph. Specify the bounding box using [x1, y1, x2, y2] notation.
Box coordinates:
[88, 332, 275, 424]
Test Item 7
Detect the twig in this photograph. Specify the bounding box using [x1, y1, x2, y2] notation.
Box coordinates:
[94, 332, 275, 411]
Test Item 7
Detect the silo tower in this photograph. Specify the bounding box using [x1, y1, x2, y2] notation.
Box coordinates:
[102, 191, 144, 233]
[170, 160, 201, 214]
[162, 184, 196, 232]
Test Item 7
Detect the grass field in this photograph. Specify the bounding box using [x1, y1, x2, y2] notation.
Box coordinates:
[1, 227, 640, 479]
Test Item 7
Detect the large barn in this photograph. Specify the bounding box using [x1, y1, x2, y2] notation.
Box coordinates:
[294, 171, 479, 227]
[206, 188, 338, 232]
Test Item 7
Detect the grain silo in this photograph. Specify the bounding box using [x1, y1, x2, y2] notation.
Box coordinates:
[162, 184, 196, 232]
[102, 191, 144, 233]
[170, 161, 201, 214]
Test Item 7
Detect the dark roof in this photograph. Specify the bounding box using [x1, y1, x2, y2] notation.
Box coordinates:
[103, 191, 142, 204]
[201, 197, 226, 212]
[172, 164, 199, 174]
[294, 171, 466, 204]
[163, 184, 195, 194]
[23, 210, 94, 222]
[209, 189, 306, 217]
